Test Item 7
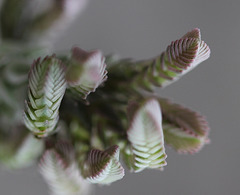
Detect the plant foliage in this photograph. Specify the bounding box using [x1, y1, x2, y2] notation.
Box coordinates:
[159, 98, 210, 153]
[83, 145, 124, 184]
[23, 56, 67, 137]
[40, 147, 90, 195]
[126, 99, 167, 172]
[66, 47, 108, 99]
[0, 1, 211, 194]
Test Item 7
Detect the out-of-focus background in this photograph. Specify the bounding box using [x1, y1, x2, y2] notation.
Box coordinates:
[1, 0, 240, 194]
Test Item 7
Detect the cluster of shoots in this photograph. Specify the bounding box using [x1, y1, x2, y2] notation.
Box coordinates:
[0, 1, 211, 195]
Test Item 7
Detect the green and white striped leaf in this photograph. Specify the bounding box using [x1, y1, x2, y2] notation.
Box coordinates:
[127, 99, 167, 172]
[132, 28, 210, 91]
[66, 47, 107, 99]
[40, 149, 90, 195]
[84, 145, 124, 184]
[23, 56, 67, 138]
[159, 98, 210, 153]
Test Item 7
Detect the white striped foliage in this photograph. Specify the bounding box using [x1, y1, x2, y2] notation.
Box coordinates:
[84, 145, 125, 184]
[23, 56, 67, 138]
[66, 47, 107, 99]
[159, 98, 210, 154]
[133, 28, 210, 91]
[126, 99, 167, 172]
[40, 149, 90, 195]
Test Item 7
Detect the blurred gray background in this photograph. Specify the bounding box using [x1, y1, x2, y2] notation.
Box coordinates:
[1, 0, 240, 194]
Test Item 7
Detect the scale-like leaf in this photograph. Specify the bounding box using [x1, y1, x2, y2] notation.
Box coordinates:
[23, 56, 67, 137]
[66, 47, 107, 99]
[131, 28, 210, 91]
[127, 99, 167, 172]
[40, 149, 90, 195]
[159, 98, 210, 153]
[84, 145, 124, 184]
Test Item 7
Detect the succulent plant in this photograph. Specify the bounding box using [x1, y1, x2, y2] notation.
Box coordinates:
[0, 1, 211, 195]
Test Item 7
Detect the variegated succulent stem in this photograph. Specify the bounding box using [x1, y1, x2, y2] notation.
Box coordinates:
[125, 99, 167, 172]
[40, 146, 91, 195]
[23, 56, 67, 138]
[133, 38, 209, 90]
[82, 145, 125, 184]
[106, 28, 210, 93]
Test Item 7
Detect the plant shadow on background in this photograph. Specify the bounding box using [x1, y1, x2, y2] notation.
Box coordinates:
[0, 0, 210, 195]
